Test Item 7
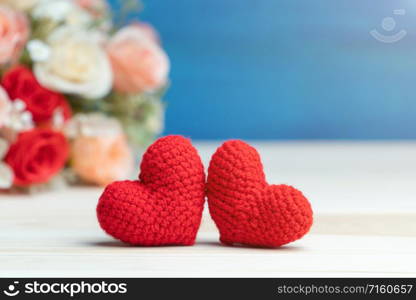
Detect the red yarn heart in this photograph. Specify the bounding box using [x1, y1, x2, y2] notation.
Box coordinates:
[207, 140, 313, 248]
[97, 135, 206, 246]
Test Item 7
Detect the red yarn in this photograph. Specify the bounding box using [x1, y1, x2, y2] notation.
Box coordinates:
[206, 140, 313, 248]
[97, 135, 206, 246]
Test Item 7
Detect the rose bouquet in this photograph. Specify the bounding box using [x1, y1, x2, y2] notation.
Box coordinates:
[0, 0, 169, 190]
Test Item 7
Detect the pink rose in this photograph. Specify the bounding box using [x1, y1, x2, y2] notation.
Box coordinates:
[0, 86, 11, 128]
[133, 22, 160, 44]
[75, 0, 108, 18]
[107, 24, 169, 94]
[0, 5, 29, 65]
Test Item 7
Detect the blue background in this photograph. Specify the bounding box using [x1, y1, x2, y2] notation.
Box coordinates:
[112, 0, 416, 140]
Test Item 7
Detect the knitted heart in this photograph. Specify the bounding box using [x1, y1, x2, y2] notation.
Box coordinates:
[97, 135, 205, 246]
[207, 140, 313, 248]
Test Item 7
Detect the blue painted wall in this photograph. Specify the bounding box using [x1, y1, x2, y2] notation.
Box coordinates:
[112, 0, 416, 139]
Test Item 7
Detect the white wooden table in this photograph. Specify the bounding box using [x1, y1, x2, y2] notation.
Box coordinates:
[1, 141, 416, 277]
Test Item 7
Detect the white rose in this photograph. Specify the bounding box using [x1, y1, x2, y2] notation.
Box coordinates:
[34, 26, 113, 98]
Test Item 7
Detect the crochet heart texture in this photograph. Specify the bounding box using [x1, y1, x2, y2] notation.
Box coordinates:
[206, 140, 313, 248]
[97, 135, 206, 246]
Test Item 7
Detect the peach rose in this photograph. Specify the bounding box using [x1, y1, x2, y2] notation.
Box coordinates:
[0, 5, 29, 65]
[71, 135, 132, 186]
[107, 24, 169, 94]
[66, 113, 133, 186]
[0, 86, 11, 128]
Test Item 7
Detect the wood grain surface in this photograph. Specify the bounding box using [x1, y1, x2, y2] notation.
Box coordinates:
[1, 142, 416, 277]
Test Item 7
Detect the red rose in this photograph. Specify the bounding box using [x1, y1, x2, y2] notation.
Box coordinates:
[5, 128, 69, 186]
[1, 66, 72, 124]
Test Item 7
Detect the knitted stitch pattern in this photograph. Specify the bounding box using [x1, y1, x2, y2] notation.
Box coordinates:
[97, 135, 206, 246]
[207, 140, 313, 248]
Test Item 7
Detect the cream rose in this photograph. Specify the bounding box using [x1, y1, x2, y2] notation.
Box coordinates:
[0, 0, 38, 11]
[34, 26, 113, 98]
